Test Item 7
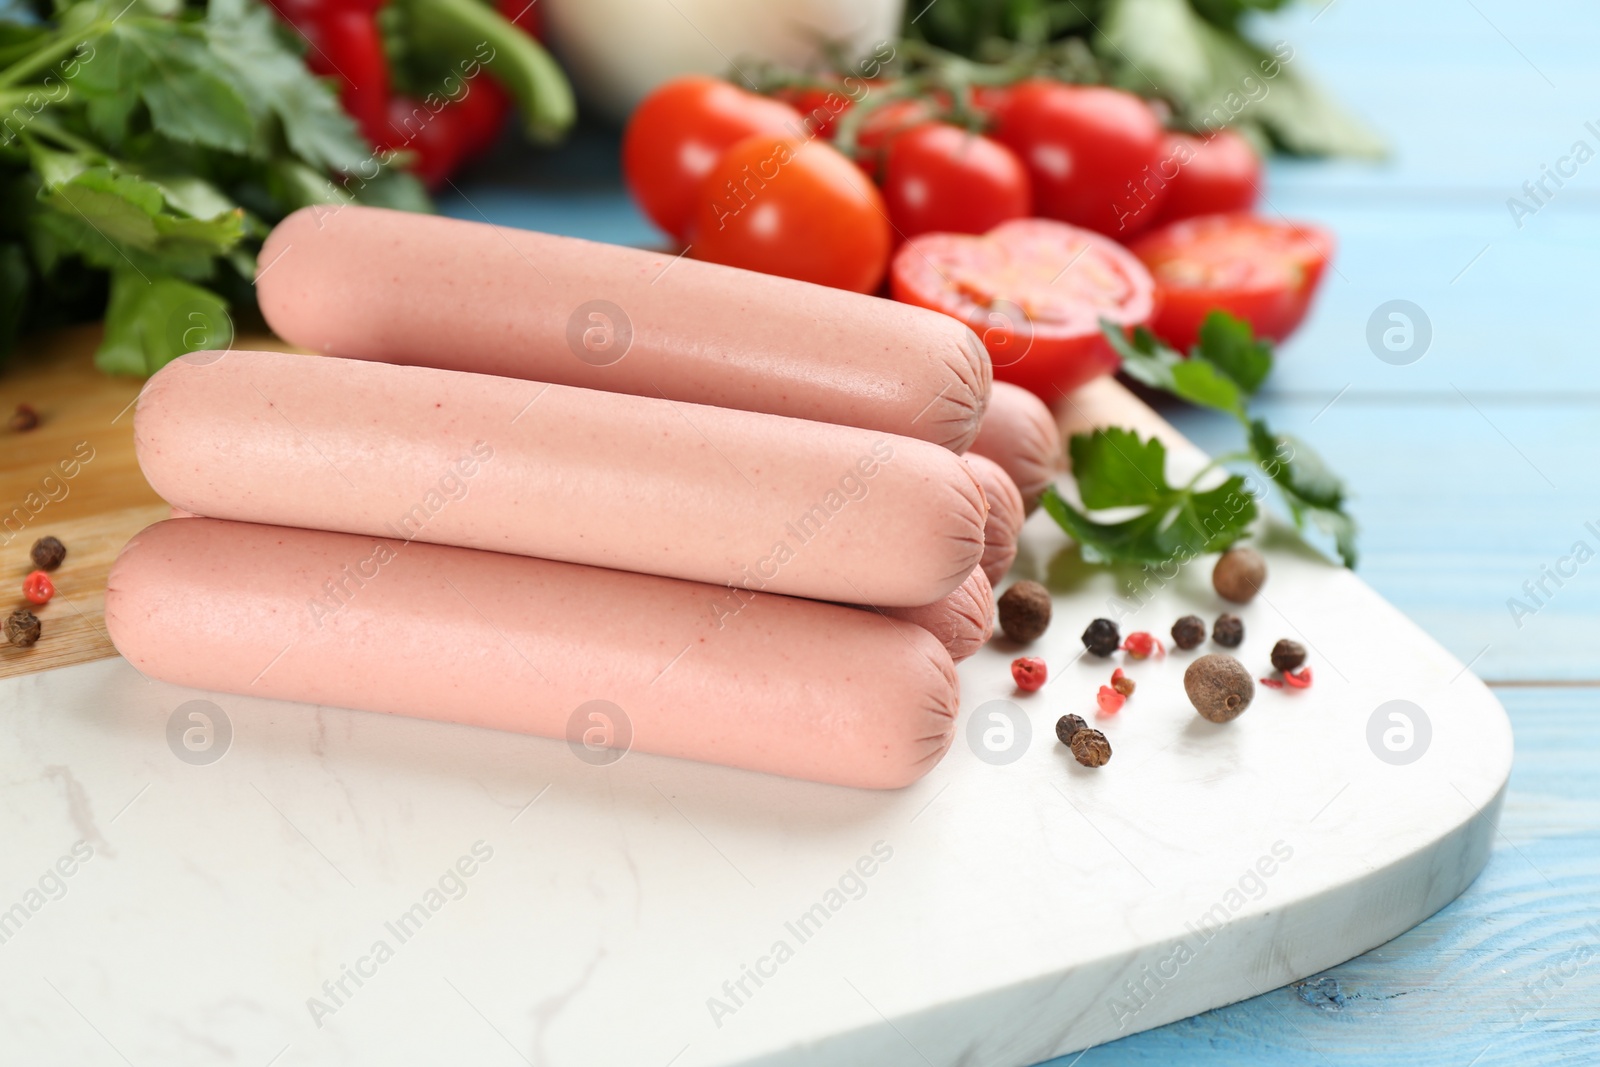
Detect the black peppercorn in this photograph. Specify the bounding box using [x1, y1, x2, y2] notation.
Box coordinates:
[1271, 639, 1307, 673]
[1213, 546, 1267, 604]
[30, 536, 66, 571]
[1171, 614, 1205, 650]
[1081, 617, 1119, 657]
[997, 580, 1052, 643]
[1069, 728, 1112, 767]
[4, 609, 41, 648]
[1185, 654, 1254, 723]
[1055, 713, 1089, 747]
[1213, 613, 1244, 648]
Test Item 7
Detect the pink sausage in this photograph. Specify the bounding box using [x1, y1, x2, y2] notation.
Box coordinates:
[961, 453, 1024, 585]
[106, 519, 957, 789]
[880, 566, 994, 663]
[257, 206, 991, 453]
[969, 381, 1064, 513]
[135, 351, 985, 608]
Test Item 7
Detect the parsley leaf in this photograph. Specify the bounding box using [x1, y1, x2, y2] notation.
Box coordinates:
[1045, 314, 1358, 567]
[1248, 419, 1358, 567]
[1041, 428, 1257, 564]
[1103, 319, 1248, 419]
[1194, 311, 1272, 394]
[97, 269, 234, 376]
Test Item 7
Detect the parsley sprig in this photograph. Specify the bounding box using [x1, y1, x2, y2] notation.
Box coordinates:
[1039, 312, 1358, 568]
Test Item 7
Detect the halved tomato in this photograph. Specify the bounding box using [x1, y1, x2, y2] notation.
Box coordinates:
[1130, 214, 1334, 352]
[891, 219, 1156, 399]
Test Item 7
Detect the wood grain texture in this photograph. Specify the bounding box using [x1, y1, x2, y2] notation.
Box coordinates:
[0, 327, 296, 675]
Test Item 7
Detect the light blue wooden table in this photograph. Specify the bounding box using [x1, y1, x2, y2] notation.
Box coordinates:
[442, 2, 1600, 1059]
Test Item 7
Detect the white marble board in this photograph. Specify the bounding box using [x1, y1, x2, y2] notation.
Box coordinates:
[0, 381, 1511, 1066]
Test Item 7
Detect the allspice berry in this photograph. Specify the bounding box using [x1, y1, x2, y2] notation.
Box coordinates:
[1185, 654, 1255, 723]
[1213, 613, 1244, 648]
[1213, 546, 1267, 604]
[1271, 639, 1307, 673]
[1081, 617, 1120, 657]
[1171, 614, 1206, 650]
[1069, 728, 1112, 767]
[4, 609, 42, 648]
[30, 535, 67, 571]
[997, 580, 1051, 643]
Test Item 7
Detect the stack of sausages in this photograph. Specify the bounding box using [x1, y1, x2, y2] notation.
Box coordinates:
[106, 207, 1064, 788]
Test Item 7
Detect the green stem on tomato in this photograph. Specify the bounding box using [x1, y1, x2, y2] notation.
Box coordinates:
[402, 0, 574, 143]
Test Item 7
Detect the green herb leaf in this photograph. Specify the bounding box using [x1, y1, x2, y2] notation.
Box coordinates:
[1194, 310, 1272, 394]
[0, 242, 32, 363]
[1247, 418, 1358, 567]
[97, 269, 233, 376]
[1042, 428, 1257, 564]
[205, 0, 371, 172]
[1102, 319, 1247, 420]
[1069, 426, 1170, 509]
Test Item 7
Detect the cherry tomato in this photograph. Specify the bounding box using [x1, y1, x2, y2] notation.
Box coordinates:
[23, 570, 53, 606]
[852, 96, 945, 179]
[688, 134, 891, 293]
[1154, 130, 1262, 224]
[380, 96, 468, 190]
[969, 84, 1014, 119]
[623, 77, 803, 242]
[881, 123, 1031, 240]
[891, 218, 1155, 399]
[1130, 213, 1335, 352]
[774, 83, 864, 139]
[989, 81, 1168, 237]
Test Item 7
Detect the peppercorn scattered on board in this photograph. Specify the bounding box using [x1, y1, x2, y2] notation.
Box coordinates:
[0, 334, 1511, 1065]
[0, 327, 302, 680]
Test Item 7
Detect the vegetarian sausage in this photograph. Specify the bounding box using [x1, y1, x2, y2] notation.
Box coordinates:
[880, 565, 994, 662]
[962, 452, 1024, 584]
[257, 206, 992, 452]
[969, 381, 1064, 513]
[135, 350, 986, 607]
[106, 519, 959, 789]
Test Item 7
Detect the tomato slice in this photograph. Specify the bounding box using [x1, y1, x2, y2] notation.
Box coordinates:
[1131, 213, 1334, 352]
[891, 219, 1156, 399]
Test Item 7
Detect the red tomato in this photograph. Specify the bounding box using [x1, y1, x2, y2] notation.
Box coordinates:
[688, 134, 891, 293]
[853, 96, 945, 179]
[1154, 130, 1262, 224]
[623, 77, 803, 242]
[990, 81, 1168, 237]
[1130, 213, 1335, 352]
[774, 84, 864, 139]
[882, 123, 1030, 240]
[891, 218, 1155, 398]
[380, 96, 468, 189]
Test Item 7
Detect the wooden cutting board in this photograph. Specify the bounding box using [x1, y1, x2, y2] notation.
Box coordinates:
[0, 328, 297, 678]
